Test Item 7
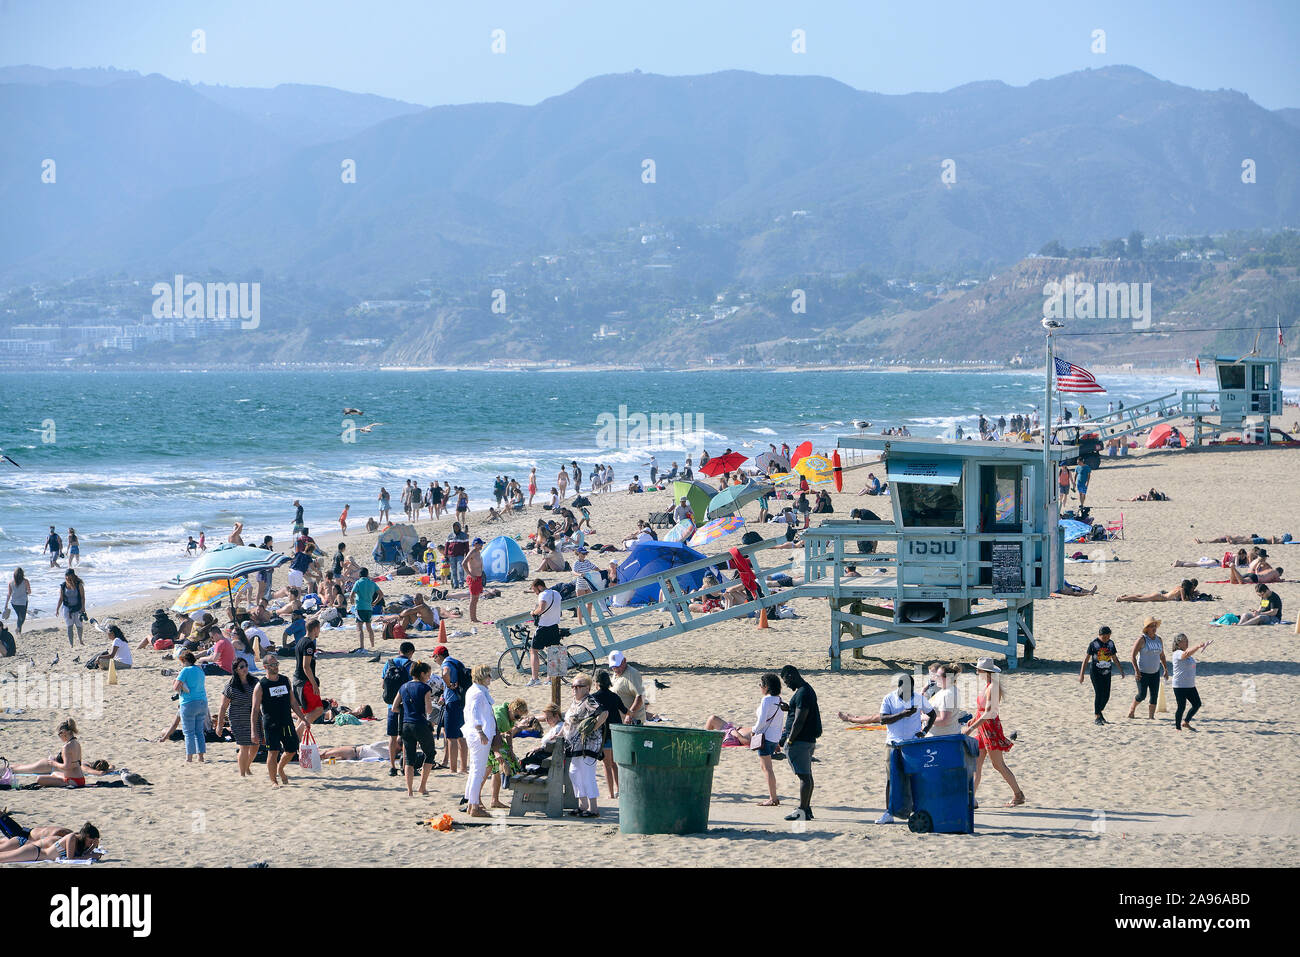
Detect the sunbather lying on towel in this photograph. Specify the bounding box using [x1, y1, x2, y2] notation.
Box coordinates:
[1194, 532, 1292, 545]
[1117, 579, 1202, 602]
[0, 818, 99, 862]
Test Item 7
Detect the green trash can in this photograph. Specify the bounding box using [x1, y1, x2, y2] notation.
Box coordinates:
[611, 725, 723, 835]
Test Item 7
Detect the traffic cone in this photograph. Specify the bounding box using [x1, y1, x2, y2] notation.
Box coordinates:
[107, 657, 118, 686]
[757, 607, 769, 629]
[438, 618, 448, 644]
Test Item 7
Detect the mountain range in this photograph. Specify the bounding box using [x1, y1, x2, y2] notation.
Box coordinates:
[2, 64, 1297, 296]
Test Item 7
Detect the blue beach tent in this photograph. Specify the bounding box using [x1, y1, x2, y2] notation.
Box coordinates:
[613, 540, 709, 606]
[482, 535, 530, 583]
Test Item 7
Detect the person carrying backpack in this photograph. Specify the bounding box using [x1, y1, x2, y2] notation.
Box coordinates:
[436, 645, 469, 778]
[382, 641, 416, 777]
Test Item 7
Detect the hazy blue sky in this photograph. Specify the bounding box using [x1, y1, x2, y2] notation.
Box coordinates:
[2, 0, 1297, 108]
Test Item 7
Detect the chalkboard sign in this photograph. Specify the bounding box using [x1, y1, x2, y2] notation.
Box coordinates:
[991, 541, 1024, 595]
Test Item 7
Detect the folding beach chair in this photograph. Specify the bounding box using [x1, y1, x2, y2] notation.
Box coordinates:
[1104, 513, 1124, 541]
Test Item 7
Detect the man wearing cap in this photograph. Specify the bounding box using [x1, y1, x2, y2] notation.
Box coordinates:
[610, 651, 646, 725]
[673, 497, 693, 524]
[874, 672, 936, 824]
[527, 579, 563, 687]
[465, 538, 486, 624]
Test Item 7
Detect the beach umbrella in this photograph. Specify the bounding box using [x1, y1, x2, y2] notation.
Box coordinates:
[707, 479, 773, 518]
[174, 542, 290, 610]
[790, 441, 813, 468]
[795, 453, 835, 486]
[753, 449, 791, 476]
[671, 479, 715, 524]
[171, 577, 250, 615]
[698, 451, 747, 477]
[690, 515, 745, 548]
[661, 518, 696, 543]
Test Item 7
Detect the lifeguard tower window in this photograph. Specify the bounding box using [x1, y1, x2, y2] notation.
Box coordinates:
[896, 480, 964, 528]
[1219, 364, 1246, 391]
[980, 465, 1022, 531]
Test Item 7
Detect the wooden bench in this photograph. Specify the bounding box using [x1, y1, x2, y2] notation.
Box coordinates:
[508, 739, 578, 817]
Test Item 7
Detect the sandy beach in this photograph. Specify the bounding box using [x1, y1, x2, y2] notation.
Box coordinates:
[2, 438, 1298, 868]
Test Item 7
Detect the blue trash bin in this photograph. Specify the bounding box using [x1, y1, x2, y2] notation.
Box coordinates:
[887, 734, 979, 834]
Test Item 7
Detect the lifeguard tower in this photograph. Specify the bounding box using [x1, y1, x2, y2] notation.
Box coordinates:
[1074, 354, 1284, 447]
[802, 436, 1073, 670]
[1184, 355, 1283, 444]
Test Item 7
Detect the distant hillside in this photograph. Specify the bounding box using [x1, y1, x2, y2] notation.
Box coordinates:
[1, 65, 1297, 294]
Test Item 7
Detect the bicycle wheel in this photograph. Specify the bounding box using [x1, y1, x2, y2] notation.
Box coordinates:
[564, 644, 598, 681]
[496, 646, 528, 686]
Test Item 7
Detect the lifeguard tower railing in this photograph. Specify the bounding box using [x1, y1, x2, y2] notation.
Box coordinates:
[1070, 393, 1183, 442]
[800, 521, 1044, 670]
[494, 538, 796, 669]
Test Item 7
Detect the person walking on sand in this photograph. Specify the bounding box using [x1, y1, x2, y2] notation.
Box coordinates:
[464, 537, 486, 624]
[4, 567, 31, 635]
[55, 569, 86, 647]
[350, 567, 380, 651]
[1170, 634, 1209, 732]
[219, 658, 259, 777]
[1079, 625, 1125, 725]
[66, 528, 80, 568]
[1126, 617, 1167, 719]
[463, 665, 498, 816]
[291, 500, 304, 536]
[777, 664, 822, 822]
[965, 658, 1025, 807]
[172, 651, 209, 764]
[399, 661, 439, 797]
[338, 504, 349, 536]
[250, 654, 307, 788]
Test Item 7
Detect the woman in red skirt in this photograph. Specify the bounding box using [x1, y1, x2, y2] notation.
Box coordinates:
[965, 658, 1026, 807]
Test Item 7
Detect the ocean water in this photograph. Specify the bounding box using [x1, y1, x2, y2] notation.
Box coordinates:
[0, 368, 1213, 609]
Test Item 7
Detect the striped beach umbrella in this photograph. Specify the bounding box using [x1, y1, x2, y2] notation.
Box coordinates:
[690, 515, 745, 547]
[176, 543, 290, 586]
[171, 577, 251, 615]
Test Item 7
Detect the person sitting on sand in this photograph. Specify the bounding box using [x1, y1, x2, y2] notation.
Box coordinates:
[0, 821, 99, 863]
[1237, 583, 1283, 626]
[10, 717, 86, 788]
[1117, 578, 1202, 602]
[1194, 532, 1292, 545]
[538, 543, 567, 573]
[90, 624, 134, 670]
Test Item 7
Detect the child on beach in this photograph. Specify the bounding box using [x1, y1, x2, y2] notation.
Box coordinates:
[339, 504, 349, 535]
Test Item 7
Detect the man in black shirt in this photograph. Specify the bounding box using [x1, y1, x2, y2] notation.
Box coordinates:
[250, 654, 308, 788]
[777, 664, 822, 822]
[1239, 584, 1282, 625]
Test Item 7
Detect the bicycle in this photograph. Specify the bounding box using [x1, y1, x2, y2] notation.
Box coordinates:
[496, 623, 597, 686]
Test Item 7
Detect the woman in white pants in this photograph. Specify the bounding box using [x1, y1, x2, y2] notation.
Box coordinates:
[562, 674, 609, 818]
[463, 665, 497, 817]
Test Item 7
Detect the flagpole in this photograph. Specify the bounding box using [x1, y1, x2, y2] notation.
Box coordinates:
[1044, 330, 1054, 511]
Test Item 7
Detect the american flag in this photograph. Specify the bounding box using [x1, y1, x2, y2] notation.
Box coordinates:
[1054, 356, 1106, 393]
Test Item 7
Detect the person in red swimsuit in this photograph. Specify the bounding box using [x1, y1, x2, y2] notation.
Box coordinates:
[964, 658, 1026, 807]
